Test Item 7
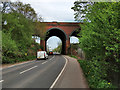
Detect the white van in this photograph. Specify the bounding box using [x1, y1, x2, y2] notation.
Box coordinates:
[37, 51, 48, 60]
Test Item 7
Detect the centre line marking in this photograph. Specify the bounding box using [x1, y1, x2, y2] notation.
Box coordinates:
[50, 55, 55, 61]
[20, 66, 38, 74]
[0, 80, 4, 83]
[42, 61, 48, 64]
[42, 55, 55, 64]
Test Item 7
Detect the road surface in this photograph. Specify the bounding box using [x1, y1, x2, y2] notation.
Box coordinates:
[2, 55, 66, 88]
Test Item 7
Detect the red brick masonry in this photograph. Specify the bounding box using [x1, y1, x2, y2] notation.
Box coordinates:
[40, 22, 82, 54]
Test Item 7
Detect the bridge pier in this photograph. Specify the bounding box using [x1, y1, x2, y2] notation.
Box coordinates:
[66, 39, 70, 55]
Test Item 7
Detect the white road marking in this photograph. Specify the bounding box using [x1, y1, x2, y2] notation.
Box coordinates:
[49, 55, 55, 61]
[42, 61, 48, 64]
[42, 55, 55, 64]
[20, 66, 38, 74]
[9, 65, 16, 68]
[0, 80, 4, 83]
[49, 56, 68, 89]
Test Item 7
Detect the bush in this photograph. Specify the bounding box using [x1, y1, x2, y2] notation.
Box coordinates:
[78, 59, 117, 88]
[72, 1, 120, 88]
[2, 12, 36, 64]
[2, 2, 43, 64]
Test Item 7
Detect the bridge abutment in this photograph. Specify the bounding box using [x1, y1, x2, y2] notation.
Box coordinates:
[66, 39, 70, 55]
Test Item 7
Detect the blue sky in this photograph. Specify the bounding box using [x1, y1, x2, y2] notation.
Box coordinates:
[11, 0, 79, 50]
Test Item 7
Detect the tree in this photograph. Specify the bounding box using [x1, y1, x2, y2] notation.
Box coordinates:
[79, 2, 120, 62]
[1, 2, 12, 13]
[34, 22, 47, 40]
[11, 2, 37, 21]
[53, 42, 62, 53]
[71, 1, 94, 22]
[2, 1, 40, 63]
[1, 1, 38, 21]
[72, 1, 120, 88]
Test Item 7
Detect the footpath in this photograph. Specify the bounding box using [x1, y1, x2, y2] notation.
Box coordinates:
[53, 55, 89, 88]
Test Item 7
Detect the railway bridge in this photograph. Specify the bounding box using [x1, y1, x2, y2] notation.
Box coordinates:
[40, 22, 82, 54]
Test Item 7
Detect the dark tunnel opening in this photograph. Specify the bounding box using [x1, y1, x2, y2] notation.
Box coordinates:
[45, 28, 67, 54]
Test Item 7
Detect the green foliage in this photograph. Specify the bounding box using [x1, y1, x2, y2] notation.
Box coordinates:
[78, 60, 116, 88]
[72, 1, 120, 88]
[1, 2, 38, 21]
[30, 43, 42, 52]
[79, 2, 120, 62]
[2, 32, 19, 57]
[2, 1, 43, 64]
[53, 42, 62, 53]
[71, 1, 94, 22]
[34, 22, 47, 40]
[3, 12, 34, 47]
[71, 55, 77, 59]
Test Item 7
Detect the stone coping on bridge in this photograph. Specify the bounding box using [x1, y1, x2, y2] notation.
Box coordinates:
[41, 22, 82, 26]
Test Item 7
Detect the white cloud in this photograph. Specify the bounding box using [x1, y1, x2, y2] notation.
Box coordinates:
[70, 36, 79, 43]
[47, 36, 62, 50]
[11, 0, 76, 22]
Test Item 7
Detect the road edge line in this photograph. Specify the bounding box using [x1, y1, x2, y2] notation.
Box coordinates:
[2, 55, 55, 70]
[0, 80, 4, 83]
[2, 60, 36, 70]
[49, 55, 68, 89]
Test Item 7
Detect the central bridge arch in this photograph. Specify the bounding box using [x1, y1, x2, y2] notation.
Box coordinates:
[45, 27, 67, 54]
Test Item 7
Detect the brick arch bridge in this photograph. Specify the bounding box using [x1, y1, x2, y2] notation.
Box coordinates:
[40, 22, 81, 54]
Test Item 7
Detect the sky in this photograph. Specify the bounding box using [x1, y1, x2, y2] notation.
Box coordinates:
[11, 0, 79, 50]
[11, 0, 77, 22]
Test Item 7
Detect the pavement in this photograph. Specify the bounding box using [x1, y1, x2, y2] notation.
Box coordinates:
[53, 55, 89, 88]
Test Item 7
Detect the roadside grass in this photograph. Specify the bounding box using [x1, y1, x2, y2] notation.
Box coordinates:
[70, 55, 77, 59]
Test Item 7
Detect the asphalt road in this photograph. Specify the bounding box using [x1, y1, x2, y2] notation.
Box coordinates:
[2, 55, 66, 88]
